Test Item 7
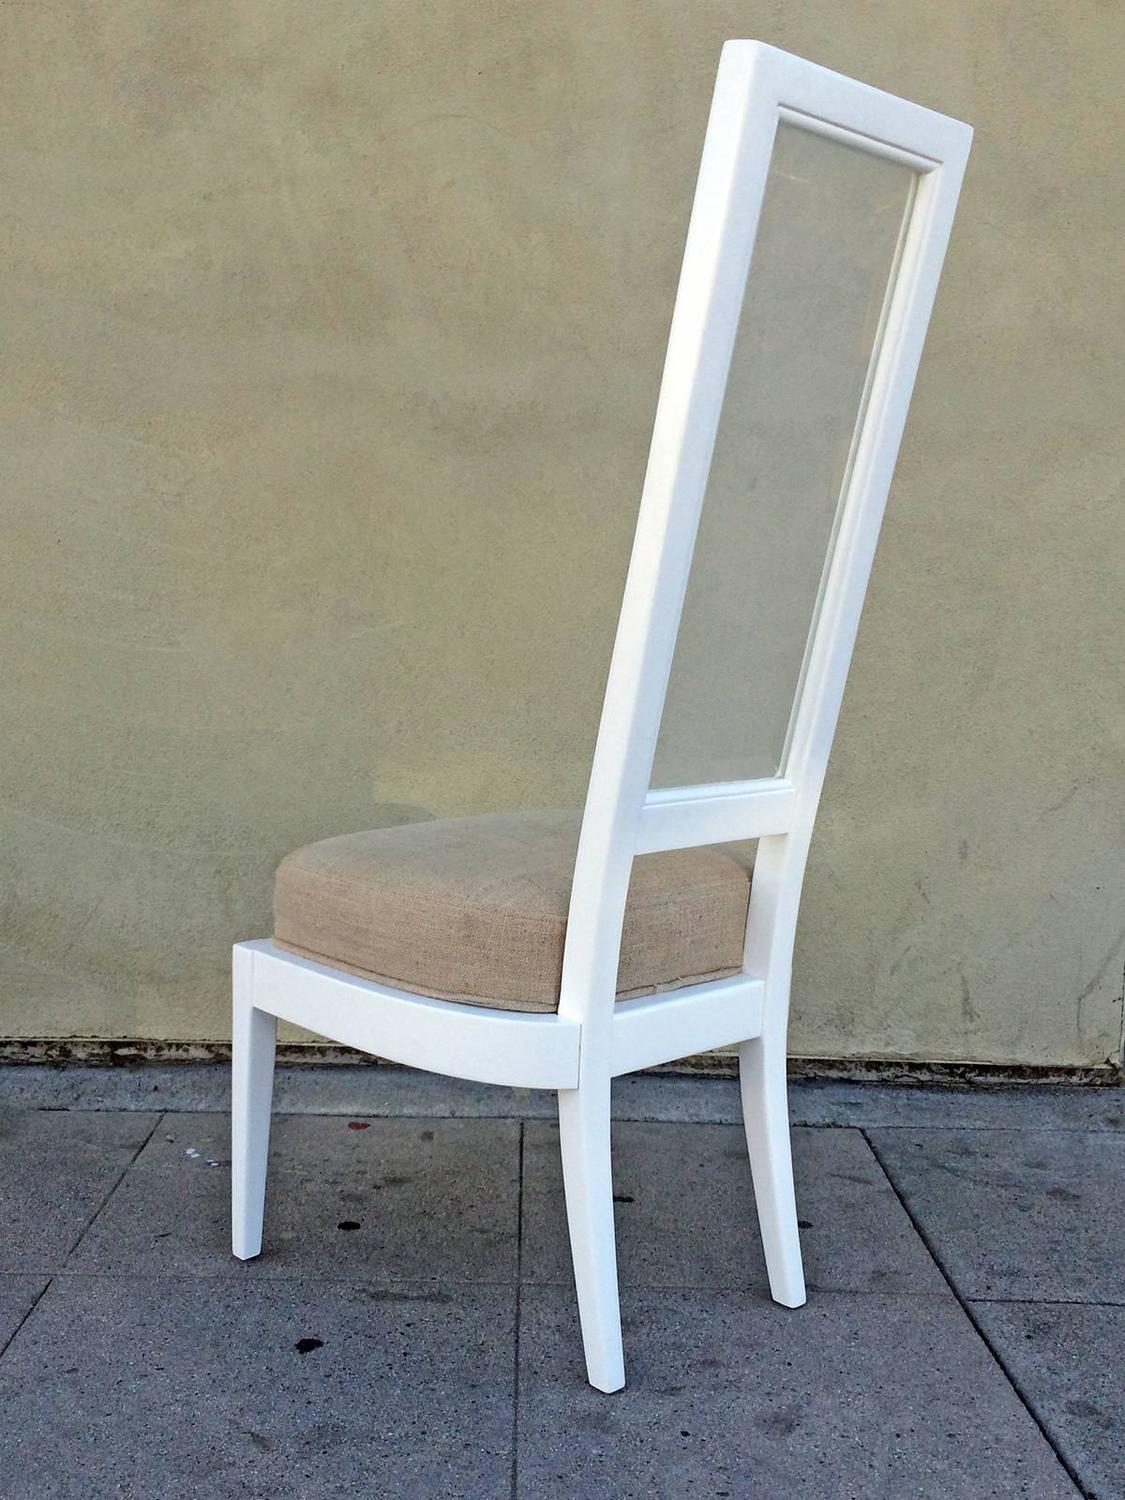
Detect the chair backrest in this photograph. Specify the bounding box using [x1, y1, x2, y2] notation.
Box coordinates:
[558, 42, 971, 1047]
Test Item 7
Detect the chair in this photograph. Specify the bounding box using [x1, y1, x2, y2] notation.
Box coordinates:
[231, 41, 971, 1392]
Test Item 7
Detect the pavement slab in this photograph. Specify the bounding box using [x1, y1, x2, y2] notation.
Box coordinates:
[0, 1111, 158, 1272]
[973, 1300, 1125, 1500]
[522, 1122, 949, 1294]
[0, 1273, 515, 1500]
[867, 1128, 1125, 1301]
[517, 1285, 1078, 1499]
[66, 1113, 521, 1284]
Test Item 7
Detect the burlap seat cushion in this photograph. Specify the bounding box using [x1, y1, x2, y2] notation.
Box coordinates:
[274, 810, 753, 1013]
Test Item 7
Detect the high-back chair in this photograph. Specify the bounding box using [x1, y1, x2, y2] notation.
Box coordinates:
[231, 41, 971, 1393]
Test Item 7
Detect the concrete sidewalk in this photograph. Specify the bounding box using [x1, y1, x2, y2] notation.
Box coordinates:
[0, 1071, 1121, 1498]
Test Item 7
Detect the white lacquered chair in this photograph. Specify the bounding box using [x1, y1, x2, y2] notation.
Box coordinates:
[231, 41, 971, 1393]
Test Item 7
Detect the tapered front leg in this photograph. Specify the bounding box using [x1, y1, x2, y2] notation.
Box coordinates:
[230, 947, 277, 1261]
[739, 1032, 806, 1307]
[557, 1079, 625, 1392]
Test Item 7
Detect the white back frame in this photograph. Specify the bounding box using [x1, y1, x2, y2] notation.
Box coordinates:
[559, 42, 972, 1070]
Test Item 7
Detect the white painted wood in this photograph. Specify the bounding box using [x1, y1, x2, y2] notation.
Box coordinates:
[230, 944, 277, 1261]
[246, 940, 581, 1091]
[636, 778, 796, 853]
[557, 1077, 625, 1392]
[740, 1031, 806, 1305]
[232, 40, 971, 1389]
[776, 107, 942, 172]
[610, 975, 765, 1077]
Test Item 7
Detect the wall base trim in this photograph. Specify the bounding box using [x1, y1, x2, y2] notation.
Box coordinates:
[0, 1036, 1120, 1087]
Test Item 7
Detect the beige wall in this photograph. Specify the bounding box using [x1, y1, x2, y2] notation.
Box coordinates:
[2, 2, 1122, 1066]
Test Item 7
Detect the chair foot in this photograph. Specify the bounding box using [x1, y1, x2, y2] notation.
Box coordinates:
[739, 1034, 806, 1308]
[231, 948, 277, 1261]
[557, 1082, 626, 1392]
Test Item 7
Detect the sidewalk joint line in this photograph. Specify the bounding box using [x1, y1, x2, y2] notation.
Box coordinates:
[0, 1277, 53, 1362]
[511, 1120, 525, 1500]
[62, 1111, 164, 1264]
[862, 1128, 1091, 1498]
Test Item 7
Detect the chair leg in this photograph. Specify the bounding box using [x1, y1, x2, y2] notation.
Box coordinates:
[739, 1033, 806, 1307]
[231, 948, 277, 1261]
[557, 1080, 625, 1392]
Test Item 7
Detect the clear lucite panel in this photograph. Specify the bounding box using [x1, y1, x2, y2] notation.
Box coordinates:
[651, 123, 916, 788]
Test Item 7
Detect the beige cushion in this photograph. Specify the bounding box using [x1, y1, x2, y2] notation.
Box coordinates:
[274, 810, 753, 1013]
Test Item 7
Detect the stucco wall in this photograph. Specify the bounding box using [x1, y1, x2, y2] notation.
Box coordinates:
[2, 2, 1122, 1065]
